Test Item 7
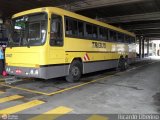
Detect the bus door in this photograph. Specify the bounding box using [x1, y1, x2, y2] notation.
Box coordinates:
[49, 14, 65, 64]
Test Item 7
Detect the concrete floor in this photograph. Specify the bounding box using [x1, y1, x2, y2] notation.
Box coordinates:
[0, 58, 160, 119]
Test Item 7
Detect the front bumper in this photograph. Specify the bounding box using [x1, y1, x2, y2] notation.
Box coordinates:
[5, 65, 68, 79]
[6, 66, 40, 78]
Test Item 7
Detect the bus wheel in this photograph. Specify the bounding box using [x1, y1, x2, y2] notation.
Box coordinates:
[118, 57, 128, 71]
[66, 60, 82, 83]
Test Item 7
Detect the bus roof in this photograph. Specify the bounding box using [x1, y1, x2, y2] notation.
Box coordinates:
[12, 7, 135, 37]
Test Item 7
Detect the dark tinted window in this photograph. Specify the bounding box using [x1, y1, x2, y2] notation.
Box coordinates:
[64, 16, 133, 43]
[65, 18, 76, 36]
[125, 35, 130, 43]
[125, 36, 135, 43]
[92, 25, 98, 39]
[85, 23, 93, 38]
[109, 30, 117, 42]
[99, 27, 108, 41]
[77, 21, 84, 37]
[117, 33, 124, 42]
[130, 37, 135, 43]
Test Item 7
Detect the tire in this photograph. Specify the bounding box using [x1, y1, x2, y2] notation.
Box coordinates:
[118, 57, 128, 71]
[66, 60, 82, 83]
[0, 60, 3, 75]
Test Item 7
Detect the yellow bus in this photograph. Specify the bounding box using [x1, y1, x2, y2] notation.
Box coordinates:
[5, 7, 136, 82]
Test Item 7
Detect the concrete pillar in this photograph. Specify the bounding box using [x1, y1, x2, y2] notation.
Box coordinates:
[139, 37, 142, 59]
[147, 38, 149, 57]
[142, 37, 145, 58]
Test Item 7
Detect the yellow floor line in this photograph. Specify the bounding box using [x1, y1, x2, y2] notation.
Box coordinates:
[29, 106, 73, 120]
[0, 78, 4, 81]
[0, 95, 24, 104]
[0, 100, 45, 114]
[0, 75, 112, 96]
[47, 76, 111, 96]
[0, 83, 49, 95]
[87, 115, 108, 120]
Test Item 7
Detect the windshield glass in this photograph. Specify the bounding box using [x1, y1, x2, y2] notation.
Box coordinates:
[9, 13, 47, 47]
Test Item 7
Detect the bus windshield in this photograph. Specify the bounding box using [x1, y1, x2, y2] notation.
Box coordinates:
[9, 13, 47, 47]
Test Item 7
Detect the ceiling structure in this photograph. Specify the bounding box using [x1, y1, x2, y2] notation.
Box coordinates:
[0, 0, 160, 40]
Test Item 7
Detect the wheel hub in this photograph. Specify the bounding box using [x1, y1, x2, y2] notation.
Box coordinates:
[71, 66, 79, 76]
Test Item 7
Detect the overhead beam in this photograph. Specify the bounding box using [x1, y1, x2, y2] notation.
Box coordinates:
[101, 12, 160, 23]
[122, 22, 160, 31]
[149, 38, 160, 40]
[59, 0, 145, 11]
[137, 33, 160, 38]
[133, 29, 160, 34]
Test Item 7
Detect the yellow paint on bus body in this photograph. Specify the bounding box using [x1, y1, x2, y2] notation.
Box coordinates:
[5, 7, 136, 77]
[0, 95, 23, 104]
[30, 106, 73, 120]
[87, 115, 108, 120]
[0, 100, 44, 114]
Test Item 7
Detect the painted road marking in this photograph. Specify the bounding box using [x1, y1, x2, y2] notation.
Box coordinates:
[0, 95, 23, 104]
[0, 100, 44, 114]
[0, 78, 4, 81]
[0, 84, 49, 95]
[29, 106, 73, 120]
[0, 91, 4, 94]
[0, 61, 158, 96]
[87, 115, 108, 120]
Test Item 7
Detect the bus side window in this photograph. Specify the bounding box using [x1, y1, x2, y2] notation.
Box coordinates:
[77, 21, 84, 37]
[85, 23, 93, 38]
[99, 27, 107, 41]
[65, 17, 78, 36]
[117, 33, 124, 43]
[125, 35, 129, 43]
[92, 25, 98, 39]
[109, 30, 117, 42]
[50, 14, 63, 46]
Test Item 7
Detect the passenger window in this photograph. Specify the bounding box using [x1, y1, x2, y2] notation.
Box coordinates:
[125, 35, 130, 43]
[65, 17, 78, 37]
[92, 25, 98, 39]
[109, 30, 117, 42]
[50, 15, 63, 46]
[77, 21, 84, 37]
[131, 37, 135, 43]
[72, 20, 78, 36]
[117, 33, 124, 42]
[99, 27, 108, 41]
[85, 23, 93, 38]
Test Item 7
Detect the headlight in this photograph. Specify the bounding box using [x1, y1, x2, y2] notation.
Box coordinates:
[6, 67, 10, 72]
[30, 69, 34, 74]
[35, 70, 39, 75]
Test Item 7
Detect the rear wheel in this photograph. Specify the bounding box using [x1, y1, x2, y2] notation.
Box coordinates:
[118, 57, 128, 71]
[66, 60, 82, 83]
